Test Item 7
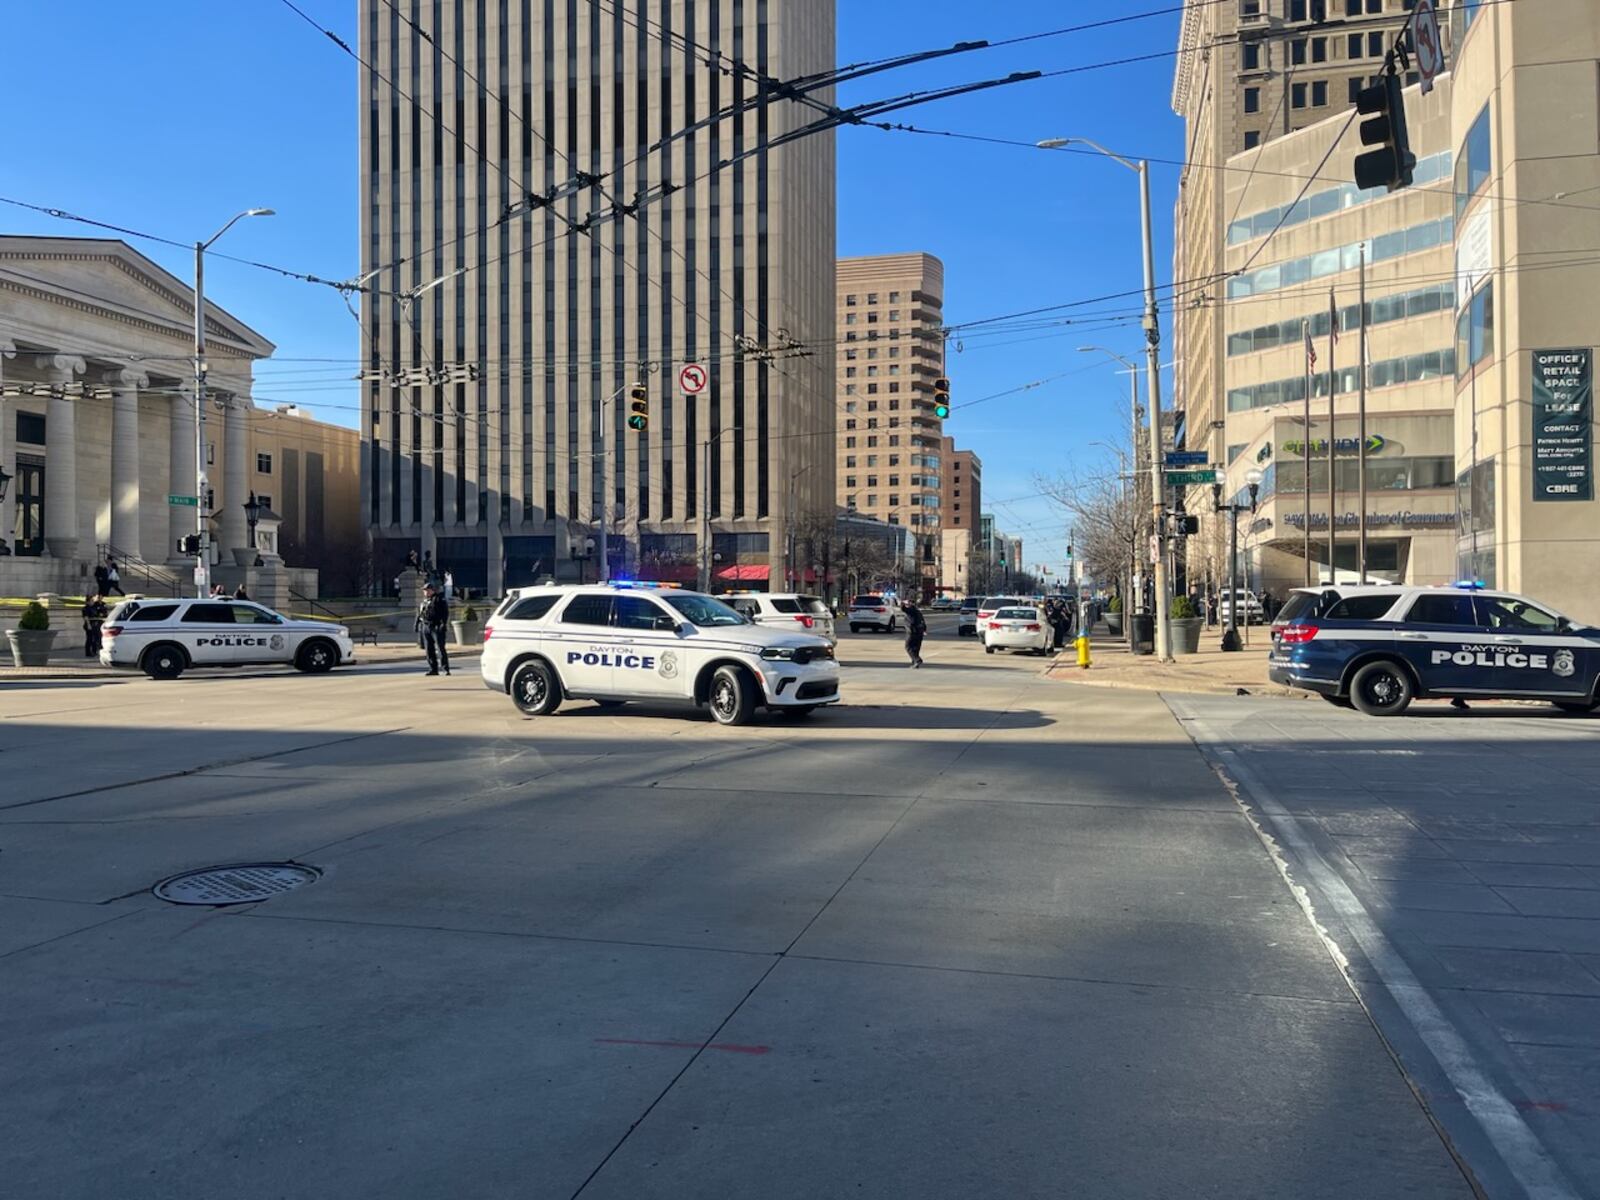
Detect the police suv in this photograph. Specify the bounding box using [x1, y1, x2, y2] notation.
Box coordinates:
[1269, 583, 1600, 716]
[100, 598, 356, 679]
[480, 583, 840, 725]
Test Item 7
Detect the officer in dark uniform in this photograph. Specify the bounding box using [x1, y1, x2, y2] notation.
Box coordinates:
[416, 582, 451, 676]
[82, 593, 109, 657]
[903, 598, 927, 668]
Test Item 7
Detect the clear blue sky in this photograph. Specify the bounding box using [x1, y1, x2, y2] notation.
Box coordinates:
[1, 0, 1189, 572]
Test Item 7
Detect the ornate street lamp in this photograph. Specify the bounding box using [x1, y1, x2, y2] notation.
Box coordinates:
[242, 491, 264, 567]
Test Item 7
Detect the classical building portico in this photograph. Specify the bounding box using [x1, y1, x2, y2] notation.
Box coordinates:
[0, 235, 275, 596]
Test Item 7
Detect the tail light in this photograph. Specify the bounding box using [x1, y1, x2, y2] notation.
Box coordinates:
[988, 621, 1001, 630]
[482, 625, 494, 641]
[793, 615, 815, 628]
[1025, 624, 1041, 632]
[1278, 624, 1319, 645]
[102, 625, 123, 637]
[874, 607, 886, 613]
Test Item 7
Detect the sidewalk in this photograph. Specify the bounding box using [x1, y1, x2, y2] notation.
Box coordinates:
[0, 638, 482, 682]
[1046, 625, 1302, 698]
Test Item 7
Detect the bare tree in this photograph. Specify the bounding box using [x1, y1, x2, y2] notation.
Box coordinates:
[1036, 465, 1145, 601]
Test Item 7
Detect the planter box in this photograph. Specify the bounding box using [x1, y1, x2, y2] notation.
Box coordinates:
[7, 629, 58, 667]
[1170, 617, 1204, 655]
[1104, 613, 1124, 637]
[450, 619, 483, 646]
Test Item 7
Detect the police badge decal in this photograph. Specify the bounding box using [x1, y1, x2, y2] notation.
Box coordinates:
[270, 634, 286, 651]
[658, 650, 679, 680]
[1553, 649, 1576, 678]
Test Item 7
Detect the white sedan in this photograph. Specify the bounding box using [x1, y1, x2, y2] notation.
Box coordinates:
[982, 606, 1052, 656]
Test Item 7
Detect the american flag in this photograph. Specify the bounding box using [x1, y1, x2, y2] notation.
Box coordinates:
[1304, 321, 1316, 369]
[1329, 288, 1340, 346]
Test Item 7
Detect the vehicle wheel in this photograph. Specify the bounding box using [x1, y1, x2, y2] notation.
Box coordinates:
[708, 664, 757, 726]
[1553, 699, 1599, 714]
[888, 618, 897, 633]
[1349, 660, 1414, 717]
[849, 623, 861, 634]
[510, 659, 562, 716]
[984, 643, 996, 655]
[778, 705, 818, 719]
[1320, 694, 1356, 709]
[296, 638, 338, 674]
[141, 644, 185, 680]
[595, 699, 626, 710]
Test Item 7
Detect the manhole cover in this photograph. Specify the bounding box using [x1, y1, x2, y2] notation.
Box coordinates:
[153, 863, 320, 906]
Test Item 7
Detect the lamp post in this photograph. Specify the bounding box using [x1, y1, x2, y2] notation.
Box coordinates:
[193, 208, 273, 597]
[570, 536, 595, 586]
[1044, 138, 1170, 659]
[698, 426, 741, 592]
[785, 463, 815, 590]
[242, 491, 264, 568]
[1213, 467, 1263, 652]
[0, 464, 11, 556]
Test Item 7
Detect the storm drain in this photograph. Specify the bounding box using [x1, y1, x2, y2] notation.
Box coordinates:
[153, 863, 321, 906]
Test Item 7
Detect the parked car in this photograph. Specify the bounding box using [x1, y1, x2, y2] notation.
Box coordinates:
[847, 594, 902, 633]
[99, 598, 354, 679]
[958, 596, 981, 638]
[724, 592, 837, 645]
[1217, 589, 1265, 626]
[982, 606, 1051, 656]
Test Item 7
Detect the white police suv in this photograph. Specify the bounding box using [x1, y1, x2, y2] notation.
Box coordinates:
[1269, 583, 1600, 716]
[480, 583, 840, 725]
[100, 597, 355, 679]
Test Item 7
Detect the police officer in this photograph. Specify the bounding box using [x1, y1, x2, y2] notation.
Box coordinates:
[82, 592, 109, 657]
[1048, 599, 1069, 652]
[416, 581, 451, 676]
[903, 598, 927, 669]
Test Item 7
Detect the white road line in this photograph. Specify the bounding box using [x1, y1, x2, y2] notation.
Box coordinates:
[1168, 695, 1581, 1200]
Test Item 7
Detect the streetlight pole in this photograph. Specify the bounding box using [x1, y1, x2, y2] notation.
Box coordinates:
[786, 463, 815, 591]
[193, 208, 273, 597]
[1047, 138, 1169, 658]
[595, 380, 635, 583]
[1213, 469, 1263, 652]
[697, 425, 740, 592]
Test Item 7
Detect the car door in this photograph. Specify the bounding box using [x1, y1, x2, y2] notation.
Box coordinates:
[610, 594, 684, 698]
[229, 602, 289, 663]
[178, 601, 242, 665]
[554, 592, 616, 695]
[1474, 593, 1591, 696]
[1396, 592, 1489, 693]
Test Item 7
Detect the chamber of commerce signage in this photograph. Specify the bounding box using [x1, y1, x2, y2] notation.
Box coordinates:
[1282, 510, 1456, 530]
[1280, 434, 1387, 456]
[1531, 348, 1593, 502]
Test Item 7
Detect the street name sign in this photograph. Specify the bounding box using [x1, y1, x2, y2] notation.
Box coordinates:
[1164, 451, 1208, 467]
[168, 494, 198, 506]
[1165, 468, 1218, 486]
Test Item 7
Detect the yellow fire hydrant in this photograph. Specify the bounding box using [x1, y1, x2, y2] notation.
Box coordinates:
[1075, 633, 1092, 669]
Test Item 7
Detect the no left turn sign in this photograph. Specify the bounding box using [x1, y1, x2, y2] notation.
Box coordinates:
[679, 363, 708, 394]
[1413, 0, 1444, 94]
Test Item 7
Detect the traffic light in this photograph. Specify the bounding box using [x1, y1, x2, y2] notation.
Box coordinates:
[932, 377, 951, 420]
[1353, 72, 1415, 192]
[627, 382, 648, 432]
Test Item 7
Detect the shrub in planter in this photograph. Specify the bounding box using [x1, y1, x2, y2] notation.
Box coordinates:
[8, 601, 58, 667]
[1169, 593, 1204, 654]
[451, 604, 483, 646]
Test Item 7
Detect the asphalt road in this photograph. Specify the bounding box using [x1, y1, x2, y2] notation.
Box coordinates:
[2, 617, 1479, 1199]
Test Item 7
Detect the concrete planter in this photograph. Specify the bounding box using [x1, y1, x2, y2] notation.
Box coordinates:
[1105, 612, 1124, 637]
[7, 629, 58, 667]
[450, 619, 483, 646]
[1170, 617, 1204, 655]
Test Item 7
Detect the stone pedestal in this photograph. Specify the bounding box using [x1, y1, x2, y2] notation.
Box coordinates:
[252, 563, 289, 614]
[396, 569, 424, 624]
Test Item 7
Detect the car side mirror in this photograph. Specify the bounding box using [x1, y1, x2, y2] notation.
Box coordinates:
[1557, 616, 1572, 633]
[652, 614, 678, 632]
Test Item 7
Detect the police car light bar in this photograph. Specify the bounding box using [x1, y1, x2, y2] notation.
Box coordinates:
[1451, 579, 1487, 590]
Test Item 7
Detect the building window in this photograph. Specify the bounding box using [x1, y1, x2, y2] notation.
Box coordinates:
[1242, 43, 1261, 71]
[1347, 31, 1362, 57]
[1455, 280, 1495, 374]
[255, 494, 272, 513]
[867, 436, 879, 447]
[1244, 86, 1260, 113]
[1241, 0, 1261, 14]
[846, 419, 857, 430]
[1312, 80, 1327, 106]
[1290, 38, 1307, 65]
[1311, 37, 1327, 62]
[256, 453, 273, 474]
[1289, 0, 1307, 18]
[866, 293, 878, 303]
[846, 437, 857, 449]
[845, 367, 857, 378]
[1348, 76, 1363, 103]
[1244, 130, 1261, 150]
[846, 456, 856, 468]
[1455, 103, 1492, 218]
[1291, 82, 1308, 108]
[846, 294, 857, 306]
[1368, 31, 1384, 56]
[846, 476, 857, 489]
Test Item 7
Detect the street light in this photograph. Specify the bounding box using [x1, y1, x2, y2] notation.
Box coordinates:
[0, 464, 10, 556]
[242, 491, 264, 568]
[1044, 137, 1171, 660]
[1213, 467, 1264, 652]
[193, 208, 273, 597]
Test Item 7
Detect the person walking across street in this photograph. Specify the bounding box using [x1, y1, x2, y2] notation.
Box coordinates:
[416, 581, 451, 676]
[104, 558, 126, 597]
[82, 593, 109, 657]
[902, 598, 927, 668]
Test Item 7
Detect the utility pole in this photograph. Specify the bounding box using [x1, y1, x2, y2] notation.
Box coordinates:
[1137, 161, 1172, 661]
[595, 381, 631, 583]
[1301, 318, 1313, 586]
[1327, 289, 1338, 583]
[1357, 245, 1369, 583]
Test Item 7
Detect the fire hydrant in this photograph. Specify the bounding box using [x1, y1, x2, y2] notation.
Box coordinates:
[1075, 634, 1092, 669]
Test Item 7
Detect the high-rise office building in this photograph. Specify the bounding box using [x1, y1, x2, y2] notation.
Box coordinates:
[835, 252, 946, 594]
[360, 1, 836, 594]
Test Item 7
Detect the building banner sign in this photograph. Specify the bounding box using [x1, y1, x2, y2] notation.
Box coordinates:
[1532, 348, 1593, 502]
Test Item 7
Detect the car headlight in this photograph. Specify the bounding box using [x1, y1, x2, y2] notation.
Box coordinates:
[761, 646, 797, 662]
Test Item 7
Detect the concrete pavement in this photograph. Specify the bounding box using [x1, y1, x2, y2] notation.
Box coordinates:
[2, 622, 1476, 1198]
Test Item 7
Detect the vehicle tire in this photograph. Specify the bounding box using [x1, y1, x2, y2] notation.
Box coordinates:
[141, 643, 186, 680]
[296, 638, 339, 674]
[510, 659, 562, 717]
[708, 664, 757, 726]
[984, 643, 996, 655]
[1349, 660, 1414, 717]
[778, 704, 818, 719]
[849, 623, 861, 634]
[595, 699, 626, 710]
[1553, 699, 1600, 714]
[1321, 693, 1356, 709]
[888, 617, 897, 633]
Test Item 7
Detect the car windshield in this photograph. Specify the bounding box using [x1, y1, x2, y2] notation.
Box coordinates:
[996, 608, 1036, 620]
[961, 598, 979, 609]
[851, 595, 882, 607]
[664, 593, 749, 627]
[1478, 595, 1563, 632]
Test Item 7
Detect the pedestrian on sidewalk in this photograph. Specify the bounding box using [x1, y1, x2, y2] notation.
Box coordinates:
[82, 593, 108, 657]
[416, 582, 451, 676]
[104, 558, 126, 597]
[902, 598, 926, 668]
[233, 583, 250, 600]
[1049, 600, 1069, 651]
[93, 561, 110, 596]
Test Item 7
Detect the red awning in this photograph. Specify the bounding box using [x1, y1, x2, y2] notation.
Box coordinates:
[800, 568, 836, 585]
[714, 564, 771, 583]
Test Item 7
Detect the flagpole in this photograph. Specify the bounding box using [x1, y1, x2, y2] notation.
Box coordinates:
[1357, 245, 1369, 584]
[1327, 289, 1338, 583]
[1302, 318, 1312, 586]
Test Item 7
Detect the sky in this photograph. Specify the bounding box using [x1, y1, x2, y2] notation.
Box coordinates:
[1, 0, 1191, 575]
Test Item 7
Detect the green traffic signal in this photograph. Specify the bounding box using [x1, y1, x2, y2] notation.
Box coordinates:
[933, 402, 950, 419]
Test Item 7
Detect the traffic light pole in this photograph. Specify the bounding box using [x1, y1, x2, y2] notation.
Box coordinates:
[1137, 160, 1173, 661]
[596, 381, 631, 583]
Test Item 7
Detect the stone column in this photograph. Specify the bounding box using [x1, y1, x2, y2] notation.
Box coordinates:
[36, 354, 85, 561]
[0, 339, 15, 556]
[221, 394, 251, 564]
[110, 368, 147, 560]
[168, 385, 197, 567]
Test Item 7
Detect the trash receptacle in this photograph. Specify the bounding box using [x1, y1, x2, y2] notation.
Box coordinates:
[1130, 613, 1155, 655]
